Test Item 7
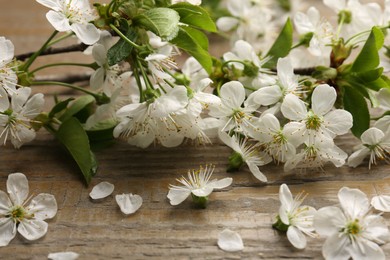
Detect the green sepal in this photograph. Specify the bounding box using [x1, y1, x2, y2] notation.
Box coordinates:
[272, 215, 289, 232]
[56, 117, 98, 185]
[227, 151, 244, 172]
[264, 18, 293, 69]
[191, 194, 208, 209]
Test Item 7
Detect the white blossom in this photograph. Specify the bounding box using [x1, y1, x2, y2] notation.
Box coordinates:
[314, 187, 390, 260]
[0, 173, 57, 246]
[167, 165, 232, 206]
[36, 0, 100, 45]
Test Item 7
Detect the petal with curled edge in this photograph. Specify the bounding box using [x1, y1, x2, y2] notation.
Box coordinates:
[115, 194, 142, 214]
[287, 226, 307, 249]
[167, 188, 191, 206]
[0, 218, 16, 247]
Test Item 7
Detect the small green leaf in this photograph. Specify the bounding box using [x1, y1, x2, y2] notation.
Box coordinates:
[170, 3, 217, 32]
[134, 8, 180, 41]
[350, 67, 383, 84]
[49, 98, 74, 118]
[351, 26, 384, 72]
[86, 119, 117, 150]
[343, 86, 370, 137]
[56, 118, 97, 185]
[264, 18, 293, 68]
[171, 26, 213, 73]
[107, 26, 137, 66]
[60, 95, 95, 122]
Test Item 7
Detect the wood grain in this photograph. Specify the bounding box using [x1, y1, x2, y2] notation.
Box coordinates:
[0, 1, 389, 259]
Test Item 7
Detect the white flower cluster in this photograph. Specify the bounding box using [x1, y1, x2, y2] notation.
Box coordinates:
[275, 184, 390, 260]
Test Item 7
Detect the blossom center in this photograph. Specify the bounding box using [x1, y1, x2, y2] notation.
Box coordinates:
[8, 206, 27, 223]
[305, 113, 322, 130]
[342, 219, 362, 237]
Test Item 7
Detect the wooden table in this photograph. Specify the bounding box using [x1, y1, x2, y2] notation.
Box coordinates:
[0, 1, 389, 259]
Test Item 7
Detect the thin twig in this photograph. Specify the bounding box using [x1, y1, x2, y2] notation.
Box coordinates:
[16, 43, 89, 61]
[34, 73, 92, 84]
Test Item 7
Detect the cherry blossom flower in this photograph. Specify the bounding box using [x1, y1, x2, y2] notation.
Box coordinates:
[0, 87, 44, 148]
[209, 81, 260, 136]
[314, 187, 390, 260]
[274, 184, 317, 249]
[0, 173, 57, 246]
[347, 127, 390, 169]
[36, 0, 100, 45]
[167, 165, 232, 207]
[219, 132, 272, 182]
[281, 84, 353, 146]
[0, 37, 17, 94]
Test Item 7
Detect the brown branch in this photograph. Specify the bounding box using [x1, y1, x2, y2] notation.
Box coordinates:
[34, 73, 92, 84]
[16, 43, 89, 61]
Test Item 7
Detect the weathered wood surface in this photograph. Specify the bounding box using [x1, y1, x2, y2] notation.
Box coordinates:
[0, 1, 389, 259]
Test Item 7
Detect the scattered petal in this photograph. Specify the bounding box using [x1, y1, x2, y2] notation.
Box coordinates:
[115, 194, 142, 215]
[217, 229, 244, 252]
[371, 195, 390, 212]
[48, 252, 79, 260]
[89, 182, 115, 200]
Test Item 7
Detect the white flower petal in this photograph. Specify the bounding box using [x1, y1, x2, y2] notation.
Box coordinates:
[208, 178, 233, 190]
[36, 0, 60, 10]
[115, 194, 142, 215]
[0, 190, 12, 215]
[7, 172, 29, 205]
[322, 233, 350, 260]
[0, 87, 10, 112]
[347, 147, 370, 168]
[349, 239, 385, 260]
[314, 206, 346, 237]
[279, 184, 293, 214]
[371, 195, 390, 212]
[361, 127, 384, 146]
[217, 229, 244, 252]
[281, 94, 307, 121]
[287, 226, 307, 249]
[11, 87, 31, 112]
[377, 88, 390, 109]
[48, 252, 80, 260]
[0, 37, 14, 65]
[216, 17, 239, 32]
[90, 68, 105, 90]
[26, 193, 57, 220]
[191, 186, 214, 197]
[312, 84, 336, 116]
[167, 188, 191, 206]
[18, 219, 48, 241]
[46, 11, 71, 32]
[220, 81, 245, 108]
[70, 23, 100, 45]
[247, 162, 267, 182]
[374, 116, 390, 133]
[0, 218, 16, 247]
[338, 187, 369, 219]
[89, 182, 115, 200]
[323, 109, 353, 136]
[253, 86, 282, 106]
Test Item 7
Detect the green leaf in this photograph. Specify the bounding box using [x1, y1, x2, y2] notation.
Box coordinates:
[343, 86, 370, 137]
[171, 26, 212, 73]
[56, 118, 97, 185]
[264, 18, 293, 68]
[134, 8, 180, 41]
[351, 26, 384, 72]
[170, 3, 217, 32]
[60, 95, 95, 122]
[49, 98, 74, 118]
[107, 26, 137, 66]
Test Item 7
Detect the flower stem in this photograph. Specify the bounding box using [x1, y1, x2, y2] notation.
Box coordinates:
[22, 31, 59, 71]
[48, 31, 74, 47]
[109, 24, 142, 49]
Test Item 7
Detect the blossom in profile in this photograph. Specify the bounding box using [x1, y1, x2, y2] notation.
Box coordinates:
[167, 164, 232, 208]
[273, 184, 317, 249]
[314, 187, 390, 260]
[0, 173, 57, 246]
[0, 37, 17, 94]
[36, 0, 100, 45]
